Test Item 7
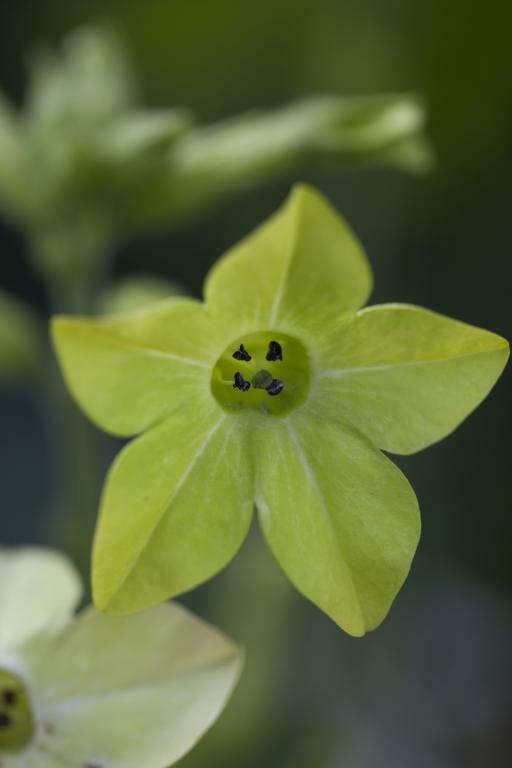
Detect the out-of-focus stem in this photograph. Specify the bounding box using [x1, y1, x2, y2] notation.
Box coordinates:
[39, 253, 109, 584]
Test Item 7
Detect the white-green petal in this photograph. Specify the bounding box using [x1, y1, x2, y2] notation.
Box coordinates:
[317, 304, 509, 455]
[52, 298, 220, 438]
[21, 750, 66, 767]
[23, 604, 242, 768]
[204, 184, 372, 334]
[0, 548, 81, 653]
[0, 752, 33, 767]
[93, 403, 254, 614]
[254, 415, 420, 636]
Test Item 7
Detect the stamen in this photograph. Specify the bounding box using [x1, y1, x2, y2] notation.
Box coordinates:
[266, 340, 283, 361]
[232, 343, 252, 361]
[233, 372, 250, 392]
[212, 331, 309, 414]
[2, 690, 16, 707]
[266, 378, 285, 396]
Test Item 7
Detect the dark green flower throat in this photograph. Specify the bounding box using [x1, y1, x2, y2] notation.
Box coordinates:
[211, 331, 310, 415]
[0, 668, 34, 753]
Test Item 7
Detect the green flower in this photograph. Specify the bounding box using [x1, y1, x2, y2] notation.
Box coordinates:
[52, 185, 509, 636]
[0, 547, 241, 766]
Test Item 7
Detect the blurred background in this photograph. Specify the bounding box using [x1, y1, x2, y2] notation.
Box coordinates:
[0, 1, 510, 766]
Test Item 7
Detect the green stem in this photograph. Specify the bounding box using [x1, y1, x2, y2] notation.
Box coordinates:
[40, 257, 110, 583]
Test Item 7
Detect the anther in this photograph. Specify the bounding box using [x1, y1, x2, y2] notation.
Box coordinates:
[2, 690, 16, 707]
[233, 372, 250, 392]
[266, 340, 283, 361]
[232, 343, 252, 361]
[266, 378, 285, 396]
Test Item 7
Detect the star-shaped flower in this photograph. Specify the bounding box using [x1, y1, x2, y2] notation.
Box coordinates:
[0, 547, 241, 767]
[52, 185, 509, 636]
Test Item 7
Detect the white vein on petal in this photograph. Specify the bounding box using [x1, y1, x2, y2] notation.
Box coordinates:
[70, 326, 212, 371]
[108, 413, 227, 603]
[284, 418, 364, 627]
[319, 346, 507, 379]
[268, 195, 300, 328]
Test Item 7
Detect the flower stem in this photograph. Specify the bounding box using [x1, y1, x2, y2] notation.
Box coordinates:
[39, 254, 110, 584]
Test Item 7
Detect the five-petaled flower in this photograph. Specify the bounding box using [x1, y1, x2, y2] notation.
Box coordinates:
[0, 547, 241, 767]
[53, 185, 509, 636]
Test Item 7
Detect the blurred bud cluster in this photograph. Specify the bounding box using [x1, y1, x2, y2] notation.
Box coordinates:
[0, 27, 192, 282]
[0, 26, 433, 287]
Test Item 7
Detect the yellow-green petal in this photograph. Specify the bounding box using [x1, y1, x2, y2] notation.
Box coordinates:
[254, 415, 420, 636]
[0, 548, 81, 652]
[26, 604, 242, 768]
[204, 184, 372, 334]
[317, 304, 509, 455]
[93, 404, 253, 614]
[52, 298, 220, 437]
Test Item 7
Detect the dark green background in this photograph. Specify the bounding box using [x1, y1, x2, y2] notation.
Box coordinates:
[1, 1, 510, 766]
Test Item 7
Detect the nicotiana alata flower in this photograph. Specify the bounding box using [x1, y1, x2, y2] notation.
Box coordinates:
[0, 547, 241, 767]
[52, 185, 509, 636]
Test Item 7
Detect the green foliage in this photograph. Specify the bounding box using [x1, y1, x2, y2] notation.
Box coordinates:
[0, 291, 42, 381]
[52, 185, 509, 635]
[0, 25, 433, 285]
[0, 26, 190, 282]
[146, 93, 434, 228]
[0, 547, 242, 767]
[98, 275, 185, 315]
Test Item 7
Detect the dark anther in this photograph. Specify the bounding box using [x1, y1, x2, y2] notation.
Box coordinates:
[233, 372, 251, 392]
[266, 340, 283, 361]
[232, 343, 252, 362]
[266, 378, 285, 396]
[0, 712, 12, 729]
[2, 689, 16, 707]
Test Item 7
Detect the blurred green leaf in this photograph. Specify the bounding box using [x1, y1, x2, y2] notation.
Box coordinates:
[0, 27, 196, 284]
[0, 25, 434, 289]
[316, 94, 427, 153]
[0, 94, 28, 218]
[26, 26, 136, 129]
[0, 290, 42, 380]
[313, 94, 436, 171]
[99, 109, 192, 162]
[135, 94, 435, 227]
[29, 214, 114, 294]
[98, 274, 185, 315]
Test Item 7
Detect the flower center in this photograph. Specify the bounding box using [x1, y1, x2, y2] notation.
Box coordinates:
[0, 668, 34, 753]
[211, 331, 310, 416]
